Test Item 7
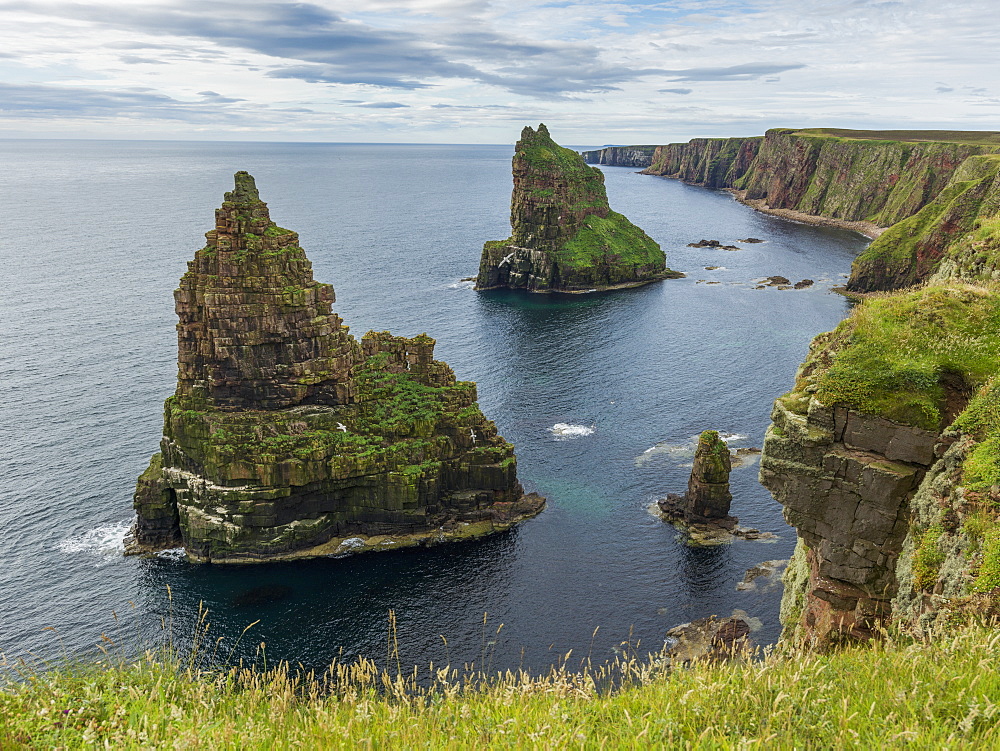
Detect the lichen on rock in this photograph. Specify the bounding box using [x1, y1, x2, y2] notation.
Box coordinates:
[127, 172, 543, 563]
[476, 124, 681, 292]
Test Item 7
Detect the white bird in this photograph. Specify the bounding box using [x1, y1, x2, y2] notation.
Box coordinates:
[470, 428, 478, 444]
[337, 422, 348, 432]
[498, 252, 515, 267]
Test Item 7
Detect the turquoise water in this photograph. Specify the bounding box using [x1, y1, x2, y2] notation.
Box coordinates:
[0, 140, 866, 672]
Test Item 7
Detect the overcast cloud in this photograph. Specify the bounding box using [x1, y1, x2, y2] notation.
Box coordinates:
[0, 0, 998, 143]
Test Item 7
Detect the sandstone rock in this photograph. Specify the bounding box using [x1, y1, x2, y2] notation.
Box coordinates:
[739, 238, 765, 243]
[657, 431, 739, 540]
[794, 279, 814, 289]
[477, 125, 680, 292]
[127, 172, 544, 563]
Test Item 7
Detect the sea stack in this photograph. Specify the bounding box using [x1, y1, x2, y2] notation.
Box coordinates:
[127, 172, 543, 563]
[658, 430, 738, 534]
[476, 124, 680, 292]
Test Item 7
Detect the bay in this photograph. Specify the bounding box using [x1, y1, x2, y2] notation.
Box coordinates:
[0, 140, 866, 672]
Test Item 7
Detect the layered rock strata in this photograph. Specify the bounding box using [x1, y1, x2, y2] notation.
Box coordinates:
[762, 285, 1000, 643]
[128, 172, 543, 563]
[477, 125, 680, 292]
[580, 145, 657, 167]
[633, 128, 1000, 292]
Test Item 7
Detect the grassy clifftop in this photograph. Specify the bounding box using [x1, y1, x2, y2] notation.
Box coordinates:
[4, 625, 1000, 747]
[791, 128, 1000, 146]
[635, 127, 1000, 292]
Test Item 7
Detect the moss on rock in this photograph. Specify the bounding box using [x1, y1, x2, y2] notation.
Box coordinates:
[476, 125, 678, 292]
[128, 173, 543, 563]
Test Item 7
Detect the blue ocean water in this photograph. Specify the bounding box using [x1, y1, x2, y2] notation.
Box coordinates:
[0, 140, 866, 672]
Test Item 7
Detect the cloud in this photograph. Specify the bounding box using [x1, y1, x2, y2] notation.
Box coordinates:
[661, 62, 806, 82]
[659, 87, 693, 95]
[357, 101, 409, 108]
[3, 0, 664, 98]
[935, 85, 954, 93]
[119, 55, 167, 65]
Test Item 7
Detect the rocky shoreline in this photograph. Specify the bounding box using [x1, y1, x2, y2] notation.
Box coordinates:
[726, 189, 887, 240]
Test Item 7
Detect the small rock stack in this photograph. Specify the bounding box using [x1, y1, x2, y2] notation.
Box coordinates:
[658, 430, 737, 530]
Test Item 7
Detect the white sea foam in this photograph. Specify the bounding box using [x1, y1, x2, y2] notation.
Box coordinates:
[446, 279, 476, 290]
[58, 521, 131, 564]
[636, 432, 747, 466]
[549, 423, 595, 439]
[155, 548, 188, 562]
[339, 537, 366, 550]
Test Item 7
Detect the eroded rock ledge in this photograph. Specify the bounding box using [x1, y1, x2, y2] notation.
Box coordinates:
[127, 172, 543, 563]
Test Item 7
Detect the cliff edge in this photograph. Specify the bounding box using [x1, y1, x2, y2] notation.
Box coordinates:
[759, 284, 1000, 643]
[127, 172, 543, 563]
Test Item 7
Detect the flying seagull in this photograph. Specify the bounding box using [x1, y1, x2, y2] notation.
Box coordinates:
[470, 428, 478, 444]
[337, 422, 348, 432]
[498, 252, 515, 267]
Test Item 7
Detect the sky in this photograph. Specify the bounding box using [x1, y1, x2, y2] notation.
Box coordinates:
[1, 0, 998, 144]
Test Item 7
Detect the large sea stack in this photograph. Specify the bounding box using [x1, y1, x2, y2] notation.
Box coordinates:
[127, 172, 543, 563]
[476, 124, 680, 292]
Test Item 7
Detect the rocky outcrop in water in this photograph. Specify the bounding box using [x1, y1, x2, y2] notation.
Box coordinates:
[658, 430, 739, 538]
[477, 125, 680, 292]
[127, 172, 544, 563]
[580, 145, 657, 167]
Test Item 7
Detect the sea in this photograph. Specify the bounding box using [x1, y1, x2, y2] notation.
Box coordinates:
[0, 140, 867, 673]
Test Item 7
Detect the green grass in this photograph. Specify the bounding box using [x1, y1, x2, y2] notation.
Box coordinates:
[5, 625, 1000, 748]
[912, 525, 947, 590]
[792, 128, 1000, 146]
[810, 284, 1000, 430]
[557, 211, 663, 270]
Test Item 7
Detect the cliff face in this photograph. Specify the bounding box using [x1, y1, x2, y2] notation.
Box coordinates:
[643, 137, 761, 188]
[477, 125, 677, 292]
[848, 154, 1000, 291]
[128, 172, 543, 563]
[760, 285, 1000, 643]
[636, 128, 1000, 292]
[581, 146, 657, 167]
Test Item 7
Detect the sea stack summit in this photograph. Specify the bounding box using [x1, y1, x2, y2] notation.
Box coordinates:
[476, 124, 680, 292]
[126, 172, 543, 563]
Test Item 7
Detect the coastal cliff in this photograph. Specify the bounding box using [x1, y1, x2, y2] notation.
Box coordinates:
[128, 172, 543, 563]
[629, 128, 1000, 291]
[477, 125, 679, 292]
[580, 145, 657, 167]
[760, 284, 1000, 642]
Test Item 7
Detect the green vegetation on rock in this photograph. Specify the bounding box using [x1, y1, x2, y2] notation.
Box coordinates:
[476, 124, 675, 292]
[805, 285, 1000, 430]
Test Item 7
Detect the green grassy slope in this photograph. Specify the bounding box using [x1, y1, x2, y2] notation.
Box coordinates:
[4, 625, 1000, 748]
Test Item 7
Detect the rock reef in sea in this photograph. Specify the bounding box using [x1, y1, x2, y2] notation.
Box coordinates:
[476, 124, 682, 292]
[127, 172, 543, 563]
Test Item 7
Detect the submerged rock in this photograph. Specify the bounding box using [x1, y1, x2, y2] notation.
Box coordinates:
[687, 239, 741, 250]
[127, 172, 544, 563]
[476, 124, 681, 292]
